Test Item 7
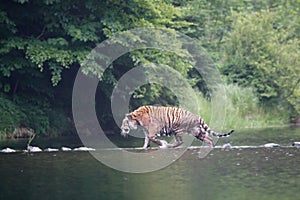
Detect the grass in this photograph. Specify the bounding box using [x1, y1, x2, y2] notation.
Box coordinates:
[196, 84, 290, 131]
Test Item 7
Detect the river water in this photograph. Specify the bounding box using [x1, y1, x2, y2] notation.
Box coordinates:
[0, 127, 300, 200]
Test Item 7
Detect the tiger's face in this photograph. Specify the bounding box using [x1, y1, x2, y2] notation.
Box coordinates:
[120, 114, 138, 137]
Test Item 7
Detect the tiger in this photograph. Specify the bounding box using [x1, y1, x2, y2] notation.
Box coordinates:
[120, 105, 234, 149]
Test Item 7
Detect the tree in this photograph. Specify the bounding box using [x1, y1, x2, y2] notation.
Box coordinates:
[0, 0, 191, 94]
[222, 7, 300, 114]
[0, 0, 193, 134]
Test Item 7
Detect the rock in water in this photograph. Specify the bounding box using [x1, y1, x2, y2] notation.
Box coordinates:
[222, 143, 232, 150]
[292, 142, 300, 147]
[1, 148, 16, 153]
[28, 146, 43, 152]
[44, 148, 59, 152]
[61, 147, 72, 151]
[159, 140, 169, 149]
[263, 143, 280, 148]
[73, 147, 96, 151]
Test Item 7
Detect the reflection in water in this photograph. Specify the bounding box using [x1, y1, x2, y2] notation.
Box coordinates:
[1, 148, 300, 200]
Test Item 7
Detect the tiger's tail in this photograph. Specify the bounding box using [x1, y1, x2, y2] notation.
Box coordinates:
[200, 118, 234, 138]
[208, 129, 234, 138]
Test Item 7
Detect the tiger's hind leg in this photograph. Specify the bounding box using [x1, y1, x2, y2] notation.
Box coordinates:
[191, 127, 214, 147]
[167, 133, 184, 148]
[196, 133, 214, 147]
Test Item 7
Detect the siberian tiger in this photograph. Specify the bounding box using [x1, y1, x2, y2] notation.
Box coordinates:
[120, 105, 234, 149]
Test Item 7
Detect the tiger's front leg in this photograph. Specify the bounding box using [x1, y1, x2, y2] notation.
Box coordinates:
[143, 136, 150, 149]
[142, 127, 167, 149]
[148, 136, 165, 146]
[142, 128, 150, 149]
[147, 126, 169, 148]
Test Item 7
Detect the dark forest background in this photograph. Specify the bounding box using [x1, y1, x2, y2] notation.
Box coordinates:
[0, 0, 299, 138]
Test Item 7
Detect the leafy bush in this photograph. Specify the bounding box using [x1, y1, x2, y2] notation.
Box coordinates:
[222, 9, 300, 115]
[0, 94, 73, 138]
[0, 94, 26, 137]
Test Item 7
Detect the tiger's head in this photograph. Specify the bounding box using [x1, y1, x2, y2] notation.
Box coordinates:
[120, 114, 138, 137]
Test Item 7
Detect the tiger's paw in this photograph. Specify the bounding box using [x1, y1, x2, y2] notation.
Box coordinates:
[159, 140, 169, 149]
[142, 144, 150, 150]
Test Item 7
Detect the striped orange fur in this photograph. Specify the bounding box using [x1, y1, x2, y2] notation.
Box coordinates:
[121, 105, 234, 149]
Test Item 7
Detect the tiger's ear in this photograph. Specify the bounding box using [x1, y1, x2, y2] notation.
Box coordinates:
[130, 109, 149, 126]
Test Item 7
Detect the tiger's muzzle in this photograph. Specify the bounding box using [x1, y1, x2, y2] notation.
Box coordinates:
[120, 116, 137, 137]
[121, 127, 130, 137]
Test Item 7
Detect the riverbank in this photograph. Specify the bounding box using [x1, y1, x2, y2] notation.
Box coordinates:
[0, 94, 74, 140]
[0, 84, 298, 140]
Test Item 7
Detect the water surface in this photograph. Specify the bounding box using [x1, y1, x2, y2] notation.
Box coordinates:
[1, 127, 300, 200]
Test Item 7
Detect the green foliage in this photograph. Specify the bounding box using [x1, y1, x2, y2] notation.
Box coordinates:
[222, 7, 300, 115]
[196, 84, 290, 130]
[224, 84, 290, 128]
[130, 83, 179, 109]
[0, 0, 192, 136]
[0, 0, 299, 138]
[0, 94, 73, 137]
[0, 0, 191, 91]
[0, 94, 26, 137]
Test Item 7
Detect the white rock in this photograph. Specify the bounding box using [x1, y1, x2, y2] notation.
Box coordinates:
[1, 148, 16, 153]
[28, 146, 43, 152]
[222, 143, 232, 150]
[44, 148, 59, 152]
[73, 147, 96, 151]
[263, 143, 280, 148]
[292, 142, 300, 147]
[159, 140, 169, 149]
[61, 147, 72, 151]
